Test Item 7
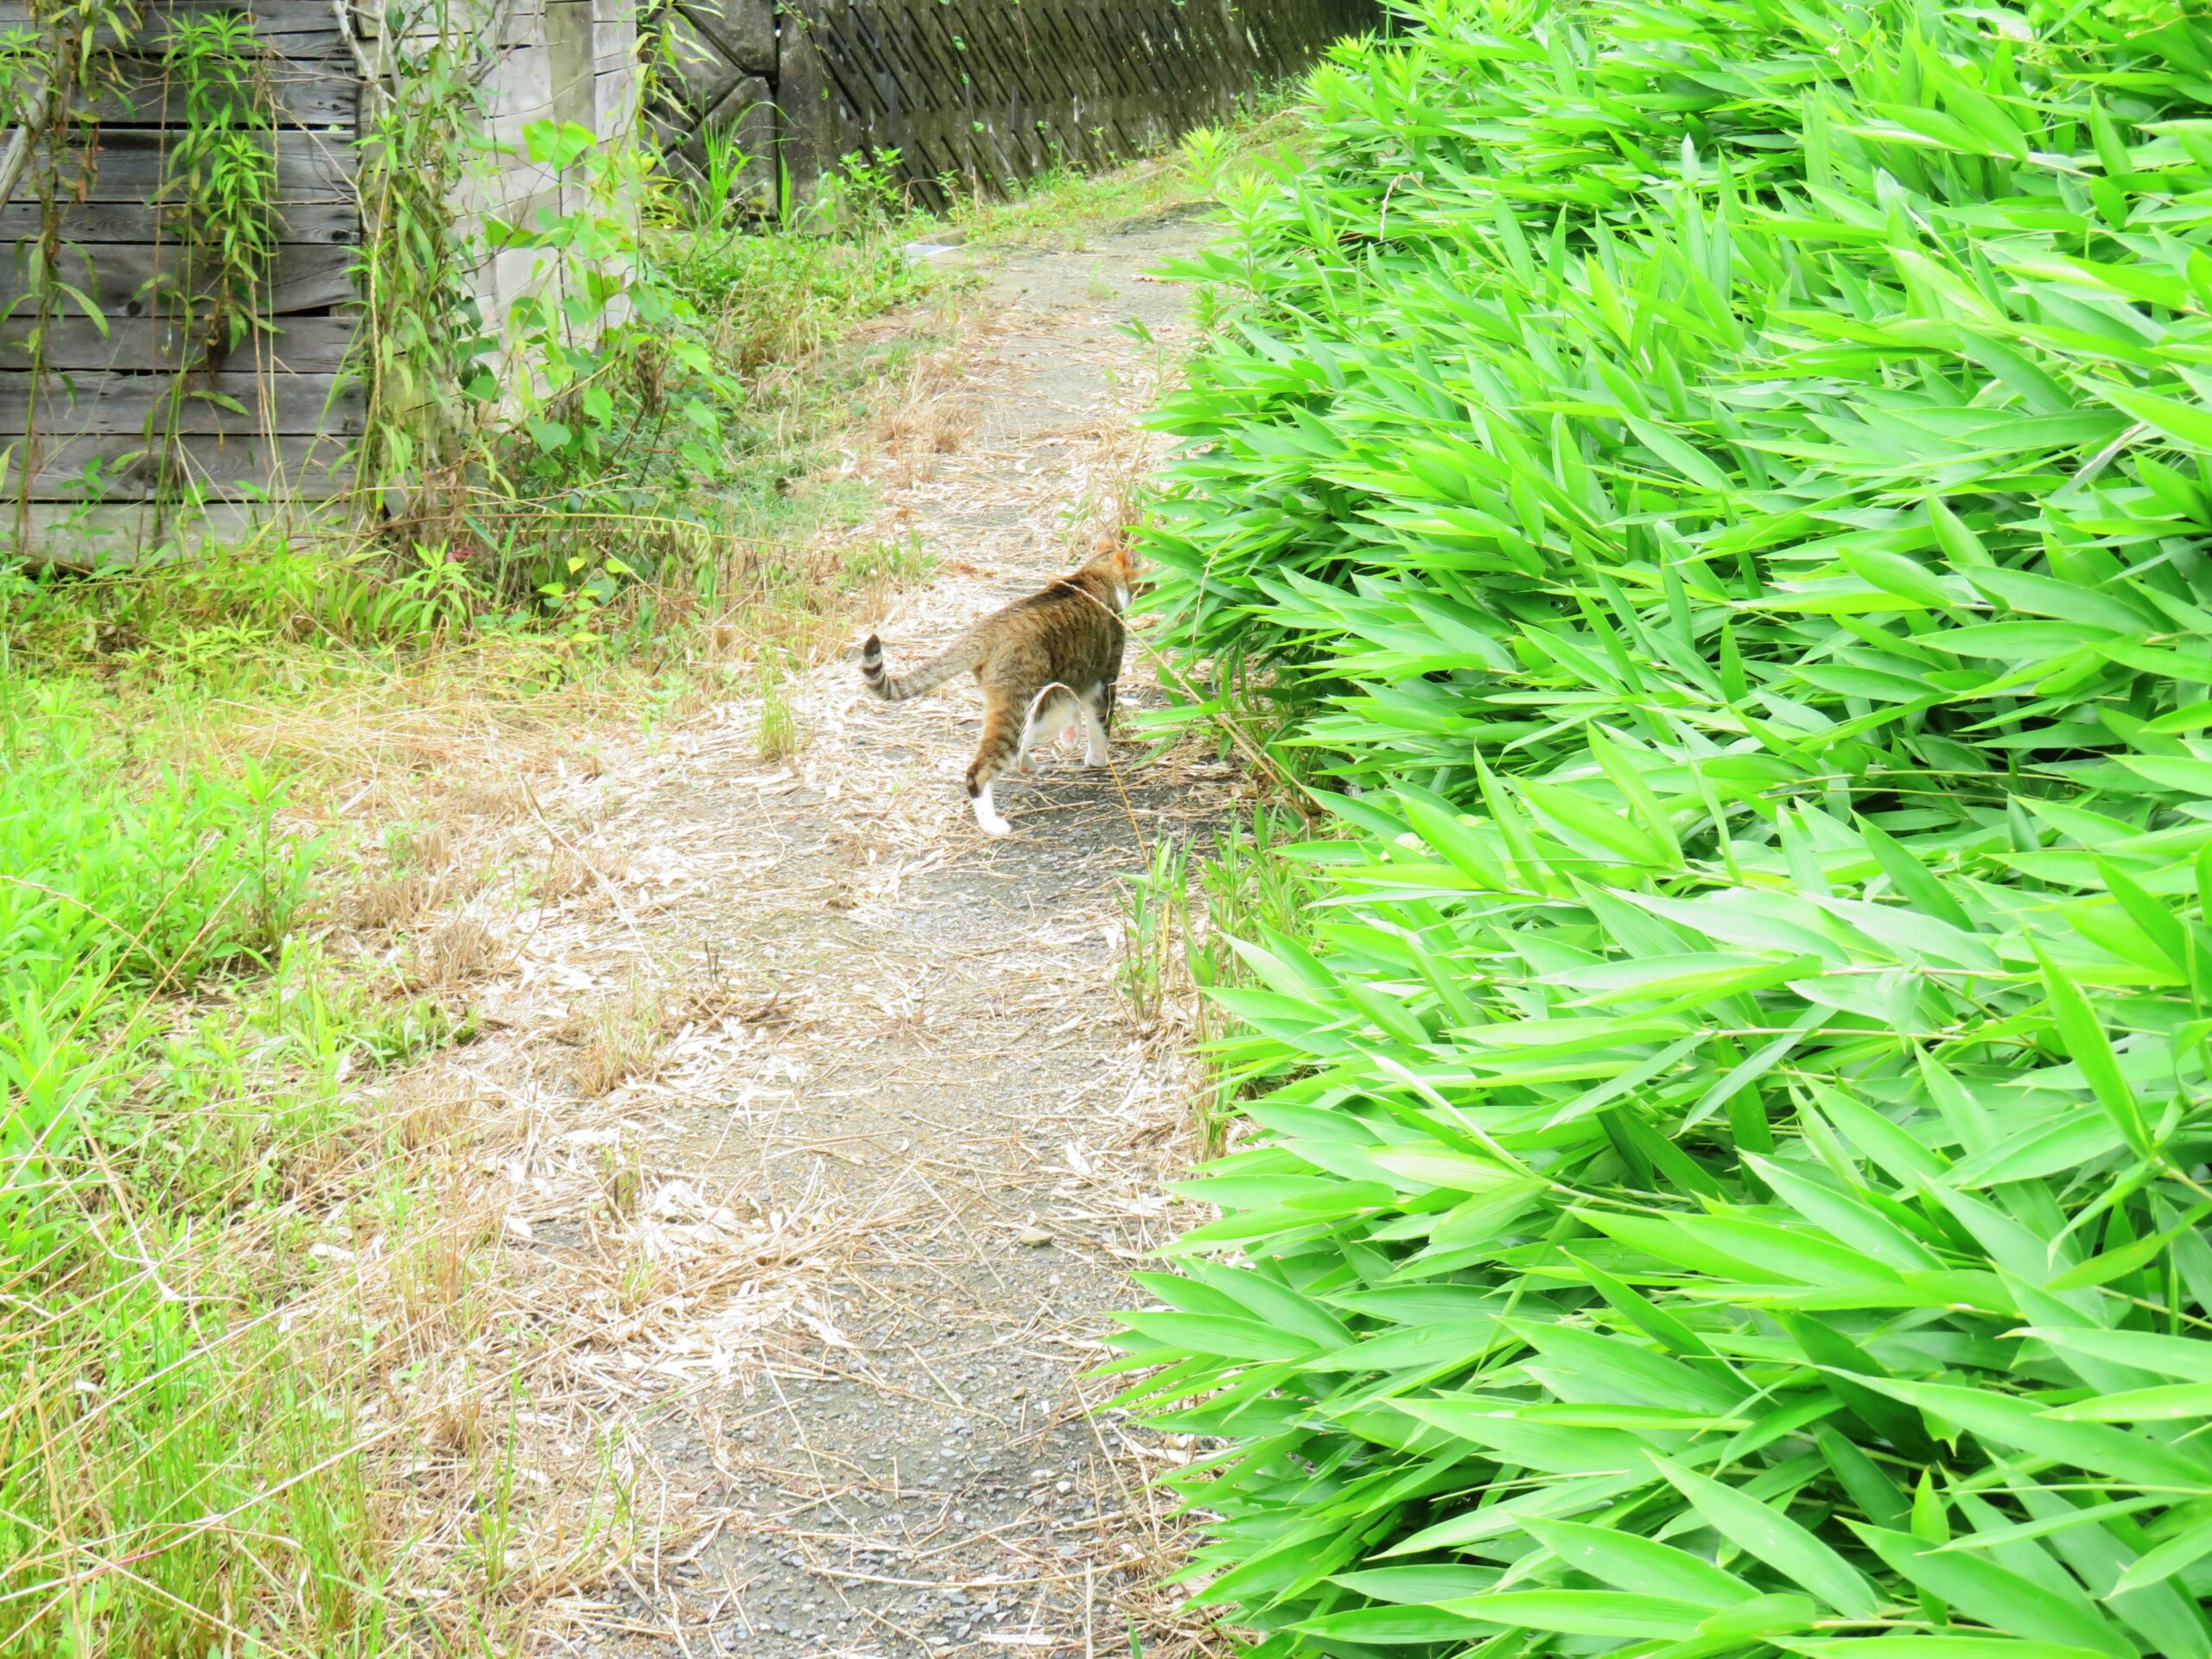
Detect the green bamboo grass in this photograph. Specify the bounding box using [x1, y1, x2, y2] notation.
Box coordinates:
[1121, 2, 2212, 1654]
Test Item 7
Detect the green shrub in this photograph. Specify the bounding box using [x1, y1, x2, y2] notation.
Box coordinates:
[1122, 1, 2212, 1654]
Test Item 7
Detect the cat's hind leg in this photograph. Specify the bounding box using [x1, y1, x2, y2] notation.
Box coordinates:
[1081, 682, 1112, 766]
[967, 694, 1025, 836]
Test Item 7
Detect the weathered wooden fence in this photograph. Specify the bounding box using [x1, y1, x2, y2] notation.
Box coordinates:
[657, 0, 1384, 210]
[0, 0, 365, 541]
[5, 0, 1372, 555]
[0, 0, 636, 555]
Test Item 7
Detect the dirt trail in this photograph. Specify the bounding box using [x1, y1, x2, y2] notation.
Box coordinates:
[442, 213, 1237, 1658]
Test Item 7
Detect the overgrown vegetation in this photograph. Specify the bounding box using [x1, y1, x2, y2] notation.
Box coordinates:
[0, 16, 961, 1649]
[0, 691, 466, 1654]
[341, 0, 936, 624]
[1121, 1, 2212, 1653]
[0, 35, 1267, 1636]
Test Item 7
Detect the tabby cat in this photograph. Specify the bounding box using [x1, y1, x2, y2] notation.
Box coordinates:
[858, 540, 1139, 836]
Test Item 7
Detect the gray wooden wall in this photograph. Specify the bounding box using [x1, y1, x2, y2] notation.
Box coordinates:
[0, 0, 363, 550]
[0, 0, 639, 558]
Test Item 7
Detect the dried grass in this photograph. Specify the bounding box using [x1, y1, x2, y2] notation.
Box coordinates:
[405, 821, 454, 872]
[346, 869, 447, 929]
[565, 982, 667, 1099]
[405, 915, 506, 990]
[1064, 415, 1154, 556]
[445, 777, 532, 823]
[389, 1070, 477, 1155]
[538, 844, 613, 906]
[868, 340, 982, 488]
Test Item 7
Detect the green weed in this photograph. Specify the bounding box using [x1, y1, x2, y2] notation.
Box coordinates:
[1117, 834, 1195, 1031]
[754, 657, 804, 763]
[0, 684, 461, 1652]
[839, 531, 934, 593]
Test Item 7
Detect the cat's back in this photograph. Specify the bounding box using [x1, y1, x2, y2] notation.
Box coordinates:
[980, 574, 1121, 674]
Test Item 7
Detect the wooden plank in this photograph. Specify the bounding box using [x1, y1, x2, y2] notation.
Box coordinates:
[0, 22, 356, 62]
[50, 130, 358, 204]
[2, 429, 352, 501]
[357, 0, 527, 37]
[8, 500, 310, 569]
[0, 0, 359, 49]
[79, 53, 362, 129]
[0, 315, 357, 373]
[0, 201, 359, 246]
[0, 370, 360, 436]
[0, 243, 357, 316]
[0, 0, 348, 23]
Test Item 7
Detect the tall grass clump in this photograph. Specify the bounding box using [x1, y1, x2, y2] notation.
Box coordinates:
[1120, 1, 2212, 1654]
[0, 687, 311, 1236]
[0, 690, 448, 1651]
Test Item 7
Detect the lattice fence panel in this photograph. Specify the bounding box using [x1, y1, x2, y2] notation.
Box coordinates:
[779, 0, 1382, 210]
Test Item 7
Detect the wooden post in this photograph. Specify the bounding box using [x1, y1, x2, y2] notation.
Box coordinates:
[774, 0, 836, 211]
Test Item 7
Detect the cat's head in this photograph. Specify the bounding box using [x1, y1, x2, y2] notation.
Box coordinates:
[1083, 532, 1146, 609]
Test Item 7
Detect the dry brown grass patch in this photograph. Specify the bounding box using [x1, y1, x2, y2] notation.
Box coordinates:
[445, 777, 532, 823]
[406, 915, 507, 991]
[870, 347, 980, 486]
[388, 1071, 478, 1156]
[1066, 416, 1154, 554]
[565, 982, 666, 1099]
[537, 846, 597, 906]
[346, 869, 444, 929]
[665, 982, 804, 1033]
[406, 821, 454, 872]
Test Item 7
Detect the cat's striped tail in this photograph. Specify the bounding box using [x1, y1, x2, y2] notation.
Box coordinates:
[858, 631, 978, 702]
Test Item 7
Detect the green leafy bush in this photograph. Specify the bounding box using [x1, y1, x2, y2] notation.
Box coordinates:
[1122, 1, 2212, 1654]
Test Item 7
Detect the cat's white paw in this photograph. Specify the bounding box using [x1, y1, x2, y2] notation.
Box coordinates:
[971, 785, 1012, 837]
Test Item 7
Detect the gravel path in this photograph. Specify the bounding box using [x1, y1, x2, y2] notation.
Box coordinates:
[480, 211, 1240, 1658]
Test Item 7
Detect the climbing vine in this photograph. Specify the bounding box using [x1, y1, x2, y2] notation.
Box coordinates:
[153, 10, 280, 516]
[1, 0, 285, 532]
[1, 0, 134, 526]
[158, 13, 278, 365]
[341, 0, 749, 622]
[346, 0, 487, 511]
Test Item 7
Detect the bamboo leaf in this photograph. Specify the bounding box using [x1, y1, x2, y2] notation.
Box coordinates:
[1649, 1455, 1881, 1616]
[2035, 944, 2151, 1156]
